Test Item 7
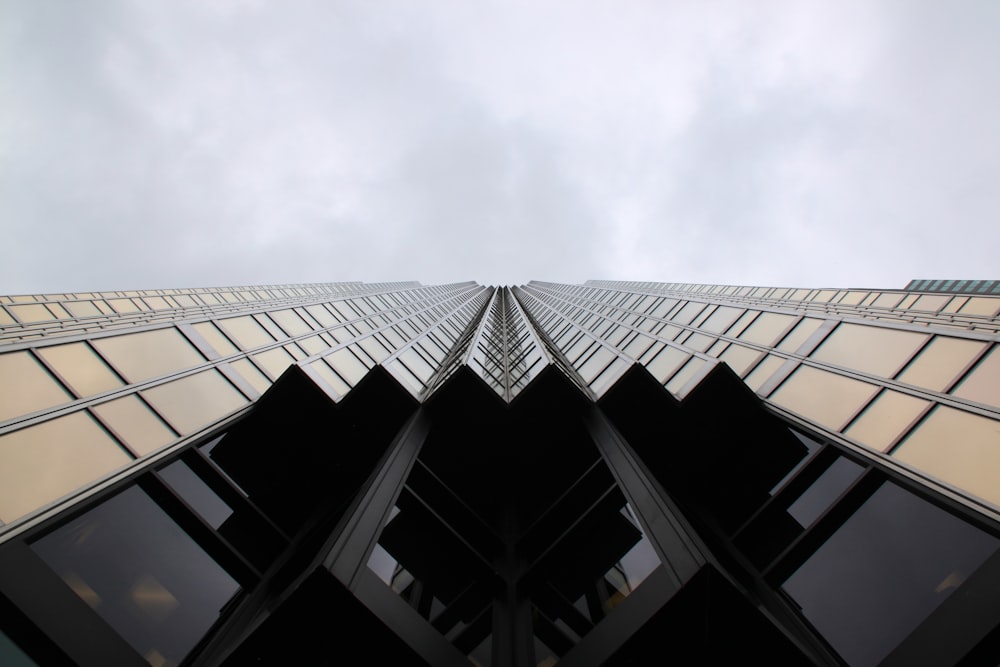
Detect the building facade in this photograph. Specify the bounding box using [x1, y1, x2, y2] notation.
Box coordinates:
[0, 280, 998, 665]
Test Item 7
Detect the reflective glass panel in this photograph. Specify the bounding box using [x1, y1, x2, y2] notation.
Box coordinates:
[325, 347, 370, 385]
[9, 304, 53, 323]
[719, 344, 762, 376]
[252, 347, 296, 380]
[37, 342, 123, 398]
[64, 301, 101, 318]
[269, 309, 312, 337]
[93, 395, 176, 456]
[699, 306, 742, 334]
[786, 457, 864, 527]
[776, 318, 823, 353]
[0, 351, 73, 421]
[738, 312, 796, 346]
[32, 486, 240, 666]
[811, 323, 927, 379]
[959, 297, 999, 317]
[894, 406, 1000, 506]
[783, 482, 998, 667]
[0, 412, 130, 522]
[743, 355, 786, 391]
[897, 336, 985, 392]
[952, 346, 1000, 408]
[845, 391, 930, 452]
[158, 461, 233, 529]
[93, 329, 205, 384]
[770, 366, 879, 430]
[666, 357, 706, 396]
[191, 322, 238, 357]
[142, 371, 247, 435]
[229, 358, 272, 394]
[217, 316, 274, 350]
[307, 360, 352, 396]
[644, 347, 689, 384]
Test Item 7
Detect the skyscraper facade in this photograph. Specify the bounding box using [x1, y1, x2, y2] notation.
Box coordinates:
[1, 280, 998, 665]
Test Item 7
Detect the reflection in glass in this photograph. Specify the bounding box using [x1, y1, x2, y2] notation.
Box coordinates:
[32, 486, 240, 666]
[811, 323, 927, 379]
[0, 412, 130, 523]
[37, 342, 123, 398]
[93, 395, 176, 456]
[896, 336, 985, 392]
[0, 351, 72, 422]
[142, 371, 247, 435]
[93, 329, 204, 384]
[783, 482, 998, 667]
[770, 366, 878, 430]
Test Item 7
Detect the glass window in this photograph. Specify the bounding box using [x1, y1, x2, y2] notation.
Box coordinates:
[872, 293, 903, 309]
[783, 481, 998, 667]
[252, 347, 296, 380]
[959, 297, 999, 317]
[0, 412, 130, 522]
[93, 329, 205, 385]
[845, 391, 930, 452]
[108, 298, 140, 314]
[670, 301, 704, 325]
[93, 395, 176, 456]
[9, 304, 54, 323]
[142, 371, 247, 435]
[776, 318, 823, 354]
[952, 346, 1000, 408]
[743, 355, 786, 391]
[325, 347, 370, 386]
[810, 323, 928, 378]
[31, 486, 240, 666]
[682, 332, 715, 353]
[770, 366, 879, 430]
[896, 337, 985, 392]
[158, 461, 233, 529]
[295, 335, 327, 356]
[36, 343, 121, 399]
[787, 457, 864, 527]
[738, 312, 796, 347]
[229, 358, 272, 395]
[911, 294, 950, 312]
[269, 309, 312, 337]
[578, 347, 615, 383]
[894, 406, 1000, 506]
[308, 360, 352, 397]
[666, 357, 706, 395]
[719, 344, 762, 377]
[644, 346, 689, 384]
[699, 306, 742, 334]
[64, 301, 102, 318]
[217, 316, 274, 350]
[358, 336, 390, 364]
[191, 322, 238, 357]
[0, 351, 72, 422]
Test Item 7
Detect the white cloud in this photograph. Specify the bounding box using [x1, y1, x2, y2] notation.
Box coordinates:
[1, 0, 998, 292]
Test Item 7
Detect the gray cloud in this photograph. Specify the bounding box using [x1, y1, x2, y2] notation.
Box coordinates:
[2, 0, 998, 292]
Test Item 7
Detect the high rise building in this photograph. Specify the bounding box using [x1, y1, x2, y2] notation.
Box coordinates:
[1, 280, 998, 666]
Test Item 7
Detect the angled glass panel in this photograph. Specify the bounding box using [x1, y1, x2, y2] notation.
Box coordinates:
[93, 395, 177, 456]
[845, 391, 930, 453]
[770, 366, 878, 430]
[142, 371, 247, 435]
[31, 486, 240, 666]
[217, 316, 274, 350]
[951, 346, 1000, 408]
[811, 323, 927, 379]
[38, 342, 123, 398]
[191, 322, 238, 357]
[897, 337, 985, 392]
[0, 412, 130, 523]
[894, 406, 1000, 506]
[93, 329, 205, 385]
[783, 481, 998, 667]
[0, 351, 73, 421]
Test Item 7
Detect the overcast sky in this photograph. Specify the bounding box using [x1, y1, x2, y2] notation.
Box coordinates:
[2, 1, 998, 293]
